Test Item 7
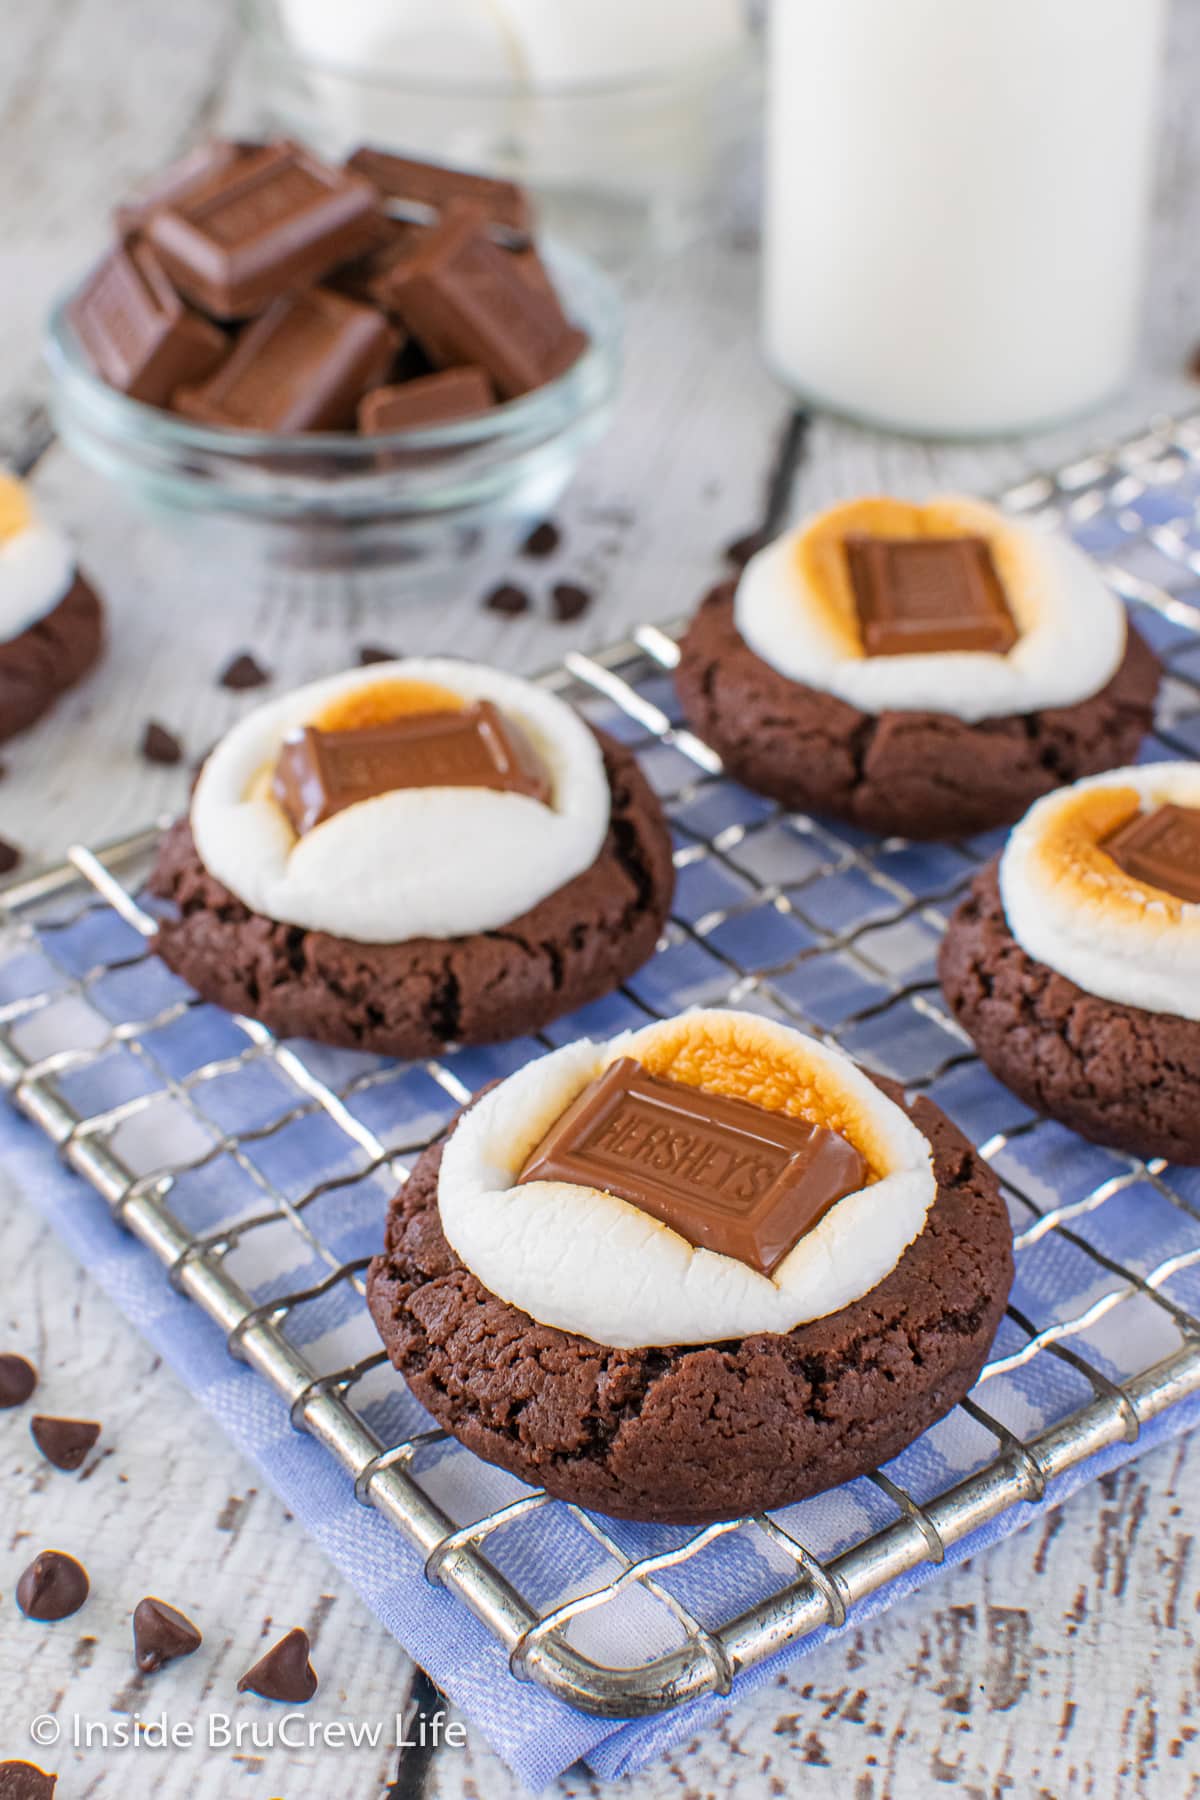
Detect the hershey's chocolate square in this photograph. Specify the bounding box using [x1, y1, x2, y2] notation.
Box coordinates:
[1102, 802, 1200, 903]
[519, 1058, 867, 1275]
[376, 201, 585, 399]
[173, 288, 395, 432]
[69, 239, 227, 406]
[273, 699, 551, 835]
[146, 142, 380, 319]
[846, 534, 1018, 657]
[347, 146, 532, 239]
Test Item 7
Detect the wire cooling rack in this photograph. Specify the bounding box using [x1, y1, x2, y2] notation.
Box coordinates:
[5, 414, 1200, 1721]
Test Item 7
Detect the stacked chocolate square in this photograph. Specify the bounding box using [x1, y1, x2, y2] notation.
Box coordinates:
[70, 139, 588, 435]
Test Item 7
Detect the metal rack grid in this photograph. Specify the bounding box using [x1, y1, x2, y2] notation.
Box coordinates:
[5, 412, 1200, 1720]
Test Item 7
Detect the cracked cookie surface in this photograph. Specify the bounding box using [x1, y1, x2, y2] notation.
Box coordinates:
[674, 582, 1160, 840]
[940, 860, 1200, 1163]
[366, 1079, 1013, 1524]
[148, 730, 675, 1058]
[0, 573, 104, 744]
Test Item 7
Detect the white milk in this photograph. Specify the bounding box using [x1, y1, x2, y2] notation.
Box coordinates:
[276, 0, 743, 87]
[763, 0, 1167, 436]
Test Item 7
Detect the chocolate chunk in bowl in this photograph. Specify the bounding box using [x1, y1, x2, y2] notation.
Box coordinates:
[47, 138, 620, 584]
[144, 140, 381, 320]
[172, 288, 397, 433]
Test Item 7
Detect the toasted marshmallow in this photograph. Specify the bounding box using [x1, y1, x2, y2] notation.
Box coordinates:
[1000, 763, 1200, 1022]
[437, 1009, 937, 1348]
[0, 473, 76, 644]
[190, 659, 610, 944]
[736, 495, 1125, 723]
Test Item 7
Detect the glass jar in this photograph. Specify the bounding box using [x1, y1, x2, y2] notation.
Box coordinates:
[763, 0, 1167, 437]
[45, 242, 621, 592]
[243, 0, 761, 262]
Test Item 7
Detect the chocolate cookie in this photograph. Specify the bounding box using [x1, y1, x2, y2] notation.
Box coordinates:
[940, 860, 1200, 1163]
[0, 574, 104, 744]
[148, 731, 675, 1058]
[674, 583, 1161, 840]
[366, 1081, 1013, 1524]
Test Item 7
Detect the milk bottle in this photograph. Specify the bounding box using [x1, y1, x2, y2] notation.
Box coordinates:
[763, 0, 1167, 435]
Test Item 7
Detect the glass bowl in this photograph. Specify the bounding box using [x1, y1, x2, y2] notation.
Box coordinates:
[242, 2, 762, 262]
[44, 242, 621, 585]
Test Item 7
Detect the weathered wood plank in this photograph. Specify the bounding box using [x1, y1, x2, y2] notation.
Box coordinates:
[0, 1185, 415, 1798]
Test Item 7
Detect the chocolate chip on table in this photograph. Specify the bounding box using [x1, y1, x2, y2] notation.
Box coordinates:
[16, 1551, 90, 1622]
[30, 1416, 101, 1473]
[358, 644, 400, 666]
[219, 651, 270, 691]
[133, 1596, 203, 1673]
[0, 1354, 37, 1409]
[141, 721, 184, 766]
[0, 838, 21, 877]
[551, 581, 592, 624]
[724, 529, 765, 569]
[483, 582, 531, 619]
[521, 519, 561, 559]
[237, 1627, 318, 1703]
[0, 1761, 58, 1799]
[1189, 341, 1200, 381]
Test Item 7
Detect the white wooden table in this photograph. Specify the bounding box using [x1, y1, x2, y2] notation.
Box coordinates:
[2, 3, 1199, 1795]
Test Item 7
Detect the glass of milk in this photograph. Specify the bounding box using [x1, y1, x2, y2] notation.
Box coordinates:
[246, 0, 759, 260]
[763, 0, 1167, 436]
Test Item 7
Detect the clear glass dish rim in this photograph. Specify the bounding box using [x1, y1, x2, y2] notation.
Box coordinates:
[241, 0, 761, 104]
[43, 238, 623, 467]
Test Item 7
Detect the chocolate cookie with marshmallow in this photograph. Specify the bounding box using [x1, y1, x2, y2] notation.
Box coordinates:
[148, 658, 675, 1056]
[366, 1009, 1013, 1523]
[675, 496, 1160, 840]
[941, 763, 1200, 1164]
[0, 473, 104, 744]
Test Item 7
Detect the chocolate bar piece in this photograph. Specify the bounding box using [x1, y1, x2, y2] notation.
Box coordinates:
[146, 142, 380, 319]
[846, 534, 1019, 657]
[69, 239, 227, 405]
[173, 288, 395, 432]
[519, 1058, 867, 1275]
[376, 202, 586, 399]
[114, 137, 251, 234]
[328, 217, 431, 306]
[347, 147, 531, 240]
[1102, 802, 1200, 903]
[509, 244, 558, 302]
[273, 699, 552, 835]
[357, 367, 494, 433]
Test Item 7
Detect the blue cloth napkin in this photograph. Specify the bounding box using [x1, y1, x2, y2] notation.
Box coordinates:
[3, 966, 1199, 1787]
[5, 1101, 1199, 1787]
